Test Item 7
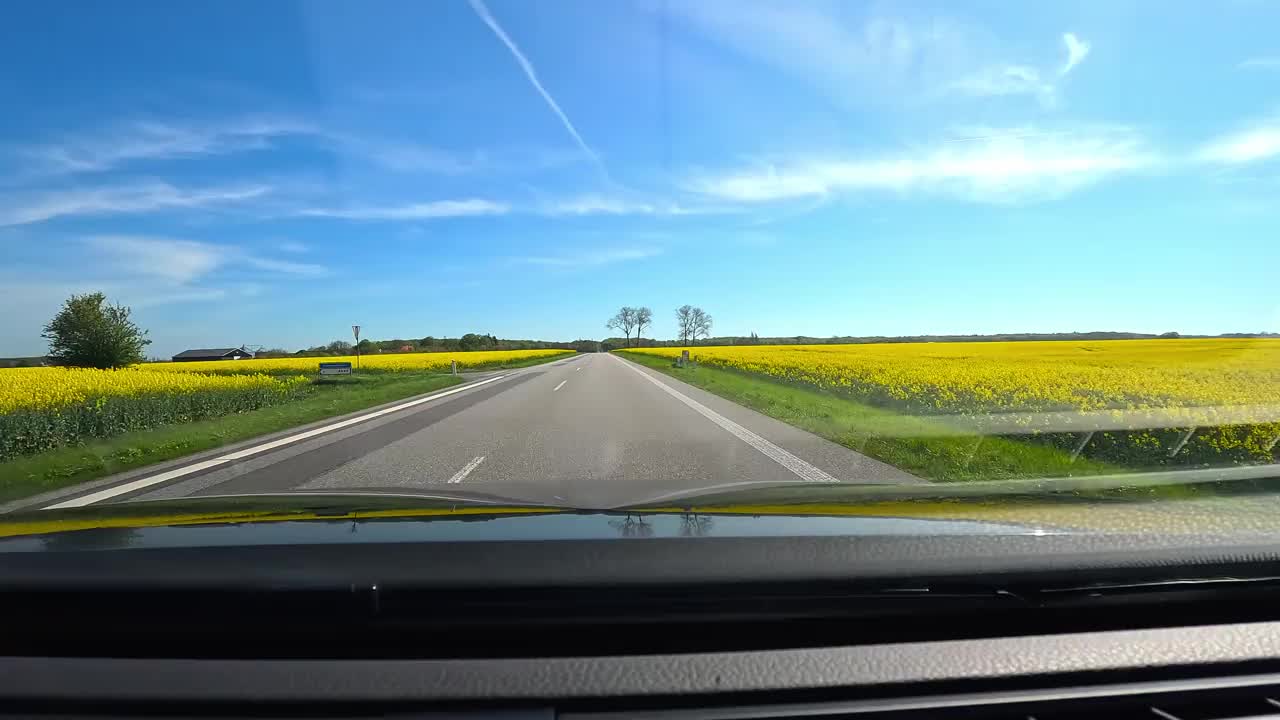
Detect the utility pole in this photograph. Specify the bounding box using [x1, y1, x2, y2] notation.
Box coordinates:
[352, 325, 361, 369]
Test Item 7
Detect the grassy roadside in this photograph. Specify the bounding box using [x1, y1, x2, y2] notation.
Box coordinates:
[616, 350, 1114, 482]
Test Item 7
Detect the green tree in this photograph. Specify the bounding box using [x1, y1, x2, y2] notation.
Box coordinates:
[41, 292, 151, 369]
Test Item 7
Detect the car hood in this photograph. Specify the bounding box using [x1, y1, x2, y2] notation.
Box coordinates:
[0, 492, 1059, 551]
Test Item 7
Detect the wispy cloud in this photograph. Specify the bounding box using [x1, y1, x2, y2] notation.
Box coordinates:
[321, 133, 485, 175]
[541, 195, 659, 216]
[537, 193, 736, 217]
[512, 246, 663, 269]
[953, 65, 1055, 105]
[953, 31, 1089, 105]
[1239, 56, 1280, 71]
[11, 116, 563, 180]
[0, 182, 272, 227]
[1197, 115, 1280, 164]
[297, 198, 509, 220]
[539, 194, 718, 216]
[671, 1, 975, 105]
[277, 240, 309, 253]
[467, 0, 605, 176]
[687, 127, 1156, 204]
[84, 235, 331, 284]
[1060, 32, 1091, 76]
[13, 117, 311, 176]
[243, 256, 330, 277]
[85, 236, 228, 284]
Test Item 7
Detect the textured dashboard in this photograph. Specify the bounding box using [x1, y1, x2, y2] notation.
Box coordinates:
[4, 620, 1280, 701]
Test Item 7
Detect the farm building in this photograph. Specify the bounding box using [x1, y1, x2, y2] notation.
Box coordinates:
[171, 347, 254, 362]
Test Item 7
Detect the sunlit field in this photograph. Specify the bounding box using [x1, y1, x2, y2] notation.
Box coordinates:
[625, 339, 1280, 469]
[0, 367, 309, 460]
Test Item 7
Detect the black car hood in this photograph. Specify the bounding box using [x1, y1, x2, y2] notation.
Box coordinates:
[0, 492, 1057, 552]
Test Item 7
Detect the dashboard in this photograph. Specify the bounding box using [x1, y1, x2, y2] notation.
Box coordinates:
[5, 530, 1280, 717]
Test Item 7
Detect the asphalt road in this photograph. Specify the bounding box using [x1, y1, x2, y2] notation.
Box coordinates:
[32, 353, 920, 511]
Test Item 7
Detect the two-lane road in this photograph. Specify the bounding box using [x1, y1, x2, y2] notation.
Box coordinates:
[27, 353, 919, 511]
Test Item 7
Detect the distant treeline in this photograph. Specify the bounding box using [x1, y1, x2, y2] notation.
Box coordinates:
[253, 334, 601, 358]
[0, 356, 48, 368]
[602, 331, 1280, 349]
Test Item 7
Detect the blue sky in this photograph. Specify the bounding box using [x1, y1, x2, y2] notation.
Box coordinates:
[2, 0, 1279, 357]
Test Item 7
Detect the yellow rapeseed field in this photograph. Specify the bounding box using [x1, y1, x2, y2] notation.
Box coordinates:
[626, 340, 1280, 465]
[625, 339, 1280, 416]
[0, 367, 311, 461]
[0, 367, 307, 415]
[147, 348, 574, 375]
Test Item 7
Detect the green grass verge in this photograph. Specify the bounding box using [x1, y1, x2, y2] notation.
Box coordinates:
[616, 351, 1114, 482]
[0, 372, 463, 504]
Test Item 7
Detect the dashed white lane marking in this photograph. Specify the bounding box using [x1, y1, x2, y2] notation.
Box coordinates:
[448, 456, 486, 484]
[45, 374, 513, 509]
[616, 357, 839, 483]
[553, 380, 567, 392]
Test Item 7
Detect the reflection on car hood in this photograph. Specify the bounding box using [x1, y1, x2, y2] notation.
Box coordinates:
[0, 492, 1057, 550]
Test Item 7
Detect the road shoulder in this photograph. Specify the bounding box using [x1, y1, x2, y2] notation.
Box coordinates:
[610, 353, 922, 486]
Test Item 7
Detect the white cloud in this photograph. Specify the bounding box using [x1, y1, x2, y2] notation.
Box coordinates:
[953, 65, 1055, 105]
[277, 240, 309, 253]
[670, 1, 978, 106]
[1239, 57, 1280, 71]
[83, 235, 331, 284]
[243, 256, 330, 277]
[467, 0, 605, 175]
[85, 236, 229, 283]
[542, 196, 659, 216]
[1060, 33, 1091, 76]
[297, 198, 509, 220]
[1198, 117, 1280, 164]
[690, 169, 830, 203]
[953, 32, 1088, 105]
[538, 194, 734, 217]
[15, 117, 311, 176]
[0, 182, 272, 226]
[513, 247, 663, 268]
[688, 127, 1156, 204]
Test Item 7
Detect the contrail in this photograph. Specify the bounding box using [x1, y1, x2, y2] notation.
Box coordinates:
[467, 0, 607, 178]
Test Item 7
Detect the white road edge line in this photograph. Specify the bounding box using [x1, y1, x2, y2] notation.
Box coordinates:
[447, 456, 486, 484]
[44, 373, 512, 510]
[616, 356, 839, 483]
[553, 380, 567, 392]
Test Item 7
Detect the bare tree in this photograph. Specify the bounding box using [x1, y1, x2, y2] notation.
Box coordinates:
[634, 307, 653, 347]
[691, 307, 713, 345]
[606, 306, 638, 347]
[674, 305, 694, 346]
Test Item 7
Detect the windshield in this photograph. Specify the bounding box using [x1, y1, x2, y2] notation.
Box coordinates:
[1, 1, 1278, 544]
